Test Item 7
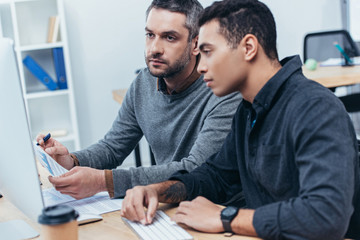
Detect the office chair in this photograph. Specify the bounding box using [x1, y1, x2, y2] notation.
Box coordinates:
[134, 143, 156, 167]
[303, 30, 360, 113]
[304, 30, 360, 64]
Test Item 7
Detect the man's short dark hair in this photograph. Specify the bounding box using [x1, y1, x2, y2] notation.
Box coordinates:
[146, 0, 203, 42]
[198, 0, 278, 60]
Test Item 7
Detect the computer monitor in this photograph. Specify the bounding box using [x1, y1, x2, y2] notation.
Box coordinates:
[0, 37, 44, 222]
[0, 39, 106, 230]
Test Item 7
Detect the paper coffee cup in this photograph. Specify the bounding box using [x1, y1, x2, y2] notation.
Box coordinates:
[38, 205, 79, 240]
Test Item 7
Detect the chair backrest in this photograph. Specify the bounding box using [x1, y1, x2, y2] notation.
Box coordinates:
[303, 30, 360, 63]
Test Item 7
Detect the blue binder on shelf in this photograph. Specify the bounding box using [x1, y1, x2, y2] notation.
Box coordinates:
[23, 56, 58, 91]
[52, 47, 67, 89]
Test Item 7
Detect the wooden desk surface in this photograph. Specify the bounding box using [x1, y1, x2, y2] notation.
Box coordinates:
[112, 88, 127, 105]
[0, 166, 260, 240]
[302, 65, 360, 88]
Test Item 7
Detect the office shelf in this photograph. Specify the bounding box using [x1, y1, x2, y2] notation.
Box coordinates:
[0, 0, 80, 152]
[16, 41, 64, 51]
[25, 89, 69, 99]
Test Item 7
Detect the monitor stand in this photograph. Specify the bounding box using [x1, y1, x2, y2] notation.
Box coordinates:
[0, 220, 39, 239]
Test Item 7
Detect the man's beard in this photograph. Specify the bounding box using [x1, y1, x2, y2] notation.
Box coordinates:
[145, 43, 192, 79]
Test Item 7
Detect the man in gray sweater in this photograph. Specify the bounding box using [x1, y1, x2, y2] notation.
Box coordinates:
[37, 0, 241, 199]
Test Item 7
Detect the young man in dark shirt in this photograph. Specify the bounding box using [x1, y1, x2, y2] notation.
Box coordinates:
[121, 0, 360, 239]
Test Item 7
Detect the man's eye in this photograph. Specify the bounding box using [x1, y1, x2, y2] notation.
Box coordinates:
[202, 50, 211, 55]
[146, 33, 154, 38]
[166, 35, 175, 41]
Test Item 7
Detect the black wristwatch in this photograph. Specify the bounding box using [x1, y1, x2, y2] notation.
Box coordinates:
[221, 206, 239, 233]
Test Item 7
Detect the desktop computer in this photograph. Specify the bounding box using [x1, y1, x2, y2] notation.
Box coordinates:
[0, 37, 44, 238]
[0, 38, 45, 221]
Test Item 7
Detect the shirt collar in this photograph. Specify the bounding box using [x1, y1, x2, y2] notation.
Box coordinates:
[157, 77, 169, 94]
[250, 55, 303, 114]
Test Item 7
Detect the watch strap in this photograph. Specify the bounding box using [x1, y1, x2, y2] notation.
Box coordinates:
[222, 218, 233, 233]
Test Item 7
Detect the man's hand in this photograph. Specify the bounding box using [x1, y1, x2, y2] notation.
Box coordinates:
[120, 185, 159, 225]
[48, 166, 106, 199]
[121, 181, 187, 225]
[172, 196, 224, 233]
[36, 133, 74, 170]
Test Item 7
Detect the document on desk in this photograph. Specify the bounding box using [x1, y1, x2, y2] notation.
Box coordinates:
[33, 143, 68, 176]
[43, 188, 123, 215]
[123, 210, 193, 240]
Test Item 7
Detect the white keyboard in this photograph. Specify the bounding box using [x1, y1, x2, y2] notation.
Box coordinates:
[123, 210, 193, 240]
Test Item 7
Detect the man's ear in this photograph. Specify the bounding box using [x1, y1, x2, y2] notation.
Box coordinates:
[242, 34, 258, 61]
[192, 36, 200, 56]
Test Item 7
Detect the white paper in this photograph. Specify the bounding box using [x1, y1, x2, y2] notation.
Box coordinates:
[42, 187, 76, 206]
[33, 143, 68, 176]
[43, 188, 123, 216]
[124, 210, 193, 240]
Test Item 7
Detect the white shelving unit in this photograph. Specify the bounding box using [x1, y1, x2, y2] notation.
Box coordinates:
[0, 0, 80, 151]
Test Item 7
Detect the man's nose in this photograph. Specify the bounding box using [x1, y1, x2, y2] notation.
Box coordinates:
[149, 37, 164, 56]
[197, 57, 207, 74]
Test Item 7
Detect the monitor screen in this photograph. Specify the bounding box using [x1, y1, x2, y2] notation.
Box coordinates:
[0, 38, 44, 222]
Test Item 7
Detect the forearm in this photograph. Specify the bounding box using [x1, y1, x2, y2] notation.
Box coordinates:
[112, 160, 200, 198]
[97, 169, 107, 192]
[170, 153, 242, 205]
[74, 136, 137, 170]
[231, 209, 257, 237]
[150, 180, 187, 203]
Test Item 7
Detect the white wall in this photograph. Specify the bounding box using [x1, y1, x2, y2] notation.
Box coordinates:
[264, 0, 342, 59]
[62, 0, 342, 152]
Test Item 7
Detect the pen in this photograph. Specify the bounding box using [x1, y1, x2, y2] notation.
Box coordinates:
[37, 133, 51, 146]
[333, 42, 353, 64]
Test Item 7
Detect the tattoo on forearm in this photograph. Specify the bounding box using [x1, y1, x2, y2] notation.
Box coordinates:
[160, 182, 187, 203]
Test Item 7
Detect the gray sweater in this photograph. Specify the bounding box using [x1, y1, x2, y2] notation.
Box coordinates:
[74, 68, 242, 197]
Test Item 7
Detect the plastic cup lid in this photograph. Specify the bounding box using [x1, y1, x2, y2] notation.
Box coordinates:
[38, 205, 79, 225]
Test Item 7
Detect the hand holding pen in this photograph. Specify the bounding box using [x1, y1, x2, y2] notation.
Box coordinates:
[37, 133, 51, 146]
[35, 133, 74, 171]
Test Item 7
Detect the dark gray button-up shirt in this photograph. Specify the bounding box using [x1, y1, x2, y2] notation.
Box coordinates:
[171, 55, 360, 240]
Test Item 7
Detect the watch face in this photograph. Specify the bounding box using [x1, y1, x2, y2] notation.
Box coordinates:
[222, 206, 238, 219]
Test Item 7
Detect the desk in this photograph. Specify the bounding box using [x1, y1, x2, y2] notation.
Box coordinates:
[112, 88, 127, 105]
[0, 168, 260, 240]
[302, 65, 360, 88]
